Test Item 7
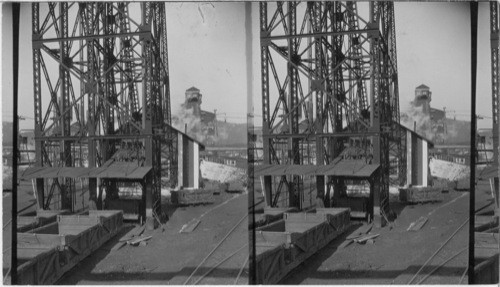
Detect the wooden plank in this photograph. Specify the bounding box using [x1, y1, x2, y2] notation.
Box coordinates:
[346, 223, 373, 240]
[179, 219, 201, 233]
[354, 233, 380, 243]
[407, 216, 428, 231]
[128, 235, 152, 245]
[119, 224, 146, 242]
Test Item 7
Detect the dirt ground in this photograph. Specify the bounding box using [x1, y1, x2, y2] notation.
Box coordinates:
[3, 172, 496, 285]
[251, 177, 495, 285]
[3, 178, 248, 285]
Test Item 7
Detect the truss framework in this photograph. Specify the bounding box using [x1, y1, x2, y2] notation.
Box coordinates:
[260, 1, 402, 225]
[31, 2, 173, 225]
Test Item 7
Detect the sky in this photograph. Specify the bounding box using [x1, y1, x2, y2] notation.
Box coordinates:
[0, 2, 496, 130]
[395, 2, 492, 128]
[1, 2, 250, 130]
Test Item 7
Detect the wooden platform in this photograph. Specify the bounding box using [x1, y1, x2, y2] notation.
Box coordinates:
[254, 208, 350, 284]
[14, 210, 123, 285]
[399, 186, 444, 203]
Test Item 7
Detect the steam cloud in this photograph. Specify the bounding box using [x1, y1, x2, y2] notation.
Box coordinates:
[171, 103, 229, 145]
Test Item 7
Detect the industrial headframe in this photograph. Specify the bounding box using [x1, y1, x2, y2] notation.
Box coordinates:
[259, 2, 402, 226]
[30, 2, 174, 229]
[258, 1, 500, 227]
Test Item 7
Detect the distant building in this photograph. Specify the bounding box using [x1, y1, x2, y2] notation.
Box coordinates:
[430, 107, 446, 122]
[408, 84, 470, 145]
[412, 84, 432, 115]
[19, 129, 35, 148]
[180, 87, 218, 144]
[185, 86, 203, 117]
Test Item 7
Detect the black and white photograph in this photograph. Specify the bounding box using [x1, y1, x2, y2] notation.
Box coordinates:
[2, 2, 249, 284]
[1, 0, 499, 285]
[247, 1, 499, 285]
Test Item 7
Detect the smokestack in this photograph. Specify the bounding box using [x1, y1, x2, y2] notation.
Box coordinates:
[185, 123, 187, 134]
[414, 121, 416, 132]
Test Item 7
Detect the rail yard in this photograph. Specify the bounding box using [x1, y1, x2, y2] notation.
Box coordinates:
[2, 1, 500, 285]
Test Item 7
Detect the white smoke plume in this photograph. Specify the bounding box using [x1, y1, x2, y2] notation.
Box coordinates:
[171, 103, 229, 145]
[400, 104, 434, 140]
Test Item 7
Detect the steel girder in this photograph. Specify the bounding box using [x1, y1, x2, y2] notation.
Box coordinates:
[260, 1, 401, 225]
[31, 2, 172, 223]
[491, 2, 499, 210]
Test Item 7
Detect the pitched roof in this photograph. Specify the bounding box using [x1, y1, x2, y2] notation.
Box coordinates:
[397, 122, 434, 148]
[416, 84, 430, 90]
[186, 86, 200, 92]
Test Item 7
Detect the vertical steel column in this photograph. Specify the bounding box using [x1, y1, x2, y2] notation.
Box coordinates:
[260, 2, 273, 206]
[102, 2, 118, 202]
[491, 2, 499, 212]
[59, 3, 72, 210]
[369, 2, 383, 226]
[331, 2, 346, 204]
[468, 3, 478, 283]
[32, 3, 44, 208]
[85, 3, 98, 209]
[141, 2, 155, 229]
[312, 2, 326, 204]
[287, 2, 300, 207]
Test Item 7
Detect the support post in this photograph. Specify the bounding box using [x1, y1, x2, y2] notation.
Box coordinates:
[369, 2, 384, 227]
[469, 2, 478, 283]
[490, 2, 500, 214]
[144, 122, 155, 230]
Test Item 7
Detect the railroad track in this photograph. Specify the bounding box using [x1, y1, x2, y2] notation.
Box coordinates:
[183, 213, 249, 285]
[406, 217, 469, 285]
[407, 200, 497, 285]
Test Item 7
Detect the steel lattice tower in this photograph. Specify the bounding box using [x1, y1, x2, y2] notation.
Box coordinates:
[259, 1, 402, 226]
[31, 2, 172, 227]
